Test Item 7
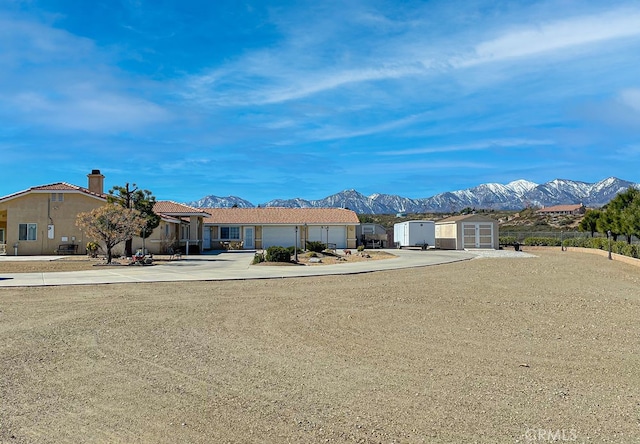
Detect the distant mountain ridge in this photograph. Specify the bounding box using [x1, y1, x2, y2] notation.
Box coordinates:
[187, 177, 639, 214]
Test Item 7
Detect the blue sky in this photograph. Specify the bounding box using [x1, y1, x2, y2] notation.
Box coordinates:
[1, 0, 640, 204]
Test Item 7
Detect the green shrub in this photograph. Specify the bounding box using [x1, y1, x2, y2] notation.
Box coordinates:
[252, 252, 265, 264]
[523, 237, 561, 246]
[285, 245, 302, 256]
[563, 237, 640, 259]
[499, 236, 516, 246]
[357, 245, 365, 252]
[265, 246, 291, 262]
[306, 241, 326, 253]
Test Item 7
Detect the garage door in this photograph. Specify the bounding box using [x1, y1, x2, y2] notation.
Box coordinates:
[462, 223, 494, 249]
[307, 226, 347, 249]
[262, 226, 300, 249]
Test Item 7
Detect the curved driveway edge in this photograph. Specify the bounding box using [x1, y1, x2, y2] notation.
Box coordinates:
[0, 249, 477, 288]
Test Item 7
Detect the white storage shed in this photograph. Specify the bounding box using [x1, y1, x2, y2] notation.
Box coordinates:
[393, 221, 435, 249]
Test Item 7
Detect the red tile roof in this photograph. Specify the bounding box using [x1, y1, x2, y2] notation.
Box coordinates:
[203, 207, 360, 225]
[0, 182, 107, 202]
[154, 201, 211, 216]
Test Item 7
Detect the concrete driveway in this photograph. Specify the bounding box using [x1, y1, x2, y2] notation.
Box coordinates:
[0, 249, 477, 287]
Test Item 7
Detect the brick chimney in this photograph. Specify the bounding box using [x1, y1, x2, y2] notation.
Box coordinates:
[87, 169, 105, 195]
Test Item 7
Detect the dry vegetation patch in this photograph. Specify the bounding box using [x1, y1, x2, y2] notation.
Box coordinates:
[296, 249, 396, 265]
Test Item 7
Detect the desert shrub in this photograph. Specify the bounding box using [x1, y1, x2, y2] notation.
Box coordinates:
[523, 237, 561, 246]
[357, 245, 365, 252]
[308, 251, 318, 258]
[252, 252, 265, 264]
[265, 246, 291, 262]
[306, 241, 326, 253]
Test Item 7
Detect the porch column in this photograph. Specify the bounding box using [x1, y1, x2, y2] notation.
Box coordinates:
[189, 216, 201, 251]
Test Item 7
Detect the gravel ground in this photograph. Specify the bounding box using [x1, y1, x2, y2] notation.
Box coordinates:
[0, 249, 639, 443]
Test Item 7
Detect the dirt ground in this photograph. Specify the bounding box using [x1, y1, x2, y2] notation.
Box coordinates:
[1, 249, 639, 443]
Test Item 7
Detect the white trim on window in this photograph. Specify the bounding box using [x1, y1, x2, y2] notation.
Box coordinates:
[19, 223, 37, 241]
[220, 226, 240, 240]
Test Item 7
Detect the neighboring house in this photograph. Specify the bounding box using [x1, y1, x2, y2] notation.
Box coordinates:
[435, 214, 499, 250]
[536, 204, 586, 216]
[0, 171, 107, 256]
[202, 207, 360, 250]
[0, 170, 209, 256]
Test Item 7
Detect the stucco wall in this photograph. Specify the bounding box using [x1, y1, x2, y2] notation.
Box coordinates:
[1, 192, 105, 255]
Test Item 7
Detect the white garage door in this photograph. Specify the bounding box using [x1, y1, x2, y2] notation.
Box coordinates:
[262, 226, 300, 249]
[462, 223, 494, 249]
[307, 226, 347, 249]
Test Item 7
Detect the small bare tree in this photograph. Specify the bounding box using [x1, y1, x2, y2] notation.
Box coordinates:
[76, 204, 146, 264]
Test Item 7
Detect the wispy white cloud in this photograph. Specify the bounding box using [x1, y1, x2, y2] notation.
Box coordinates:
[300, 112, 429, 143]
[380, 139, 555, 156]
[9, 90, 170, 131]
[458, 9, 640, 67]
[183, 5, 640, 107]
[0, 12, 171, 133]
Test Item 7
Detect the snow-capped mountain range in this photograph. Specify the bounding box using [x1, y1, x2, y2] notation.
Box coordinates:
[187, 177, 639, 214]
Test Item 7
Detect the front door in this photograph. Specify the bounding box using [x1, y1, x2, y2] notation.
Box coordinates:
[243, 227, 255, 249]
[203, 227, 211, 249]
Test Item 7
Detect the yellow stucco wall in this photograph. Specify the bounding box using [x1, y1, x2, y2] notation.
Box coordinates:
[0, 192, 105, 255]
[347, 225, 356, 248]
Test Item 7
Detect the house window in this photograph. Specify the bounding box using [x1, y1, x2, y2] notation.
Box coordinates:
[50, 193, 64, 202]
[0, 228, 4, 243]
[19, 223, 37, 241]
[220, 226, 240, 240]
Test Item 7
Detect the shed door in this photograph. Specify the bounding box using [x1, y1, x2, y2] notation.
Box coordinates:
[462, 223, 494, 249]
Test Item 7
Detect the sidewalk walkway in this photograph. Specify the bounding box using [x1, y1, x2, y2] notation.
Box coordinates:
[0, 249, 489, 287]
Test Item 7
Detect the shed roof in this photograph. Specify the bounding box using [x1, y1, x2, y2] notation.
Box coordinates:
[203, 207, 360, 225]
[436, 214, 497, 224]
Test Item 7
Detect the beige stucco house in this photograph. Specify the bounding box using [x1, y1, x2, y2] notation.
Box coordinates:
[0, 170, 208, 256]
[435, 214, 499, 250]
[202, 207, 360, 250]
[0, 171, 107, 256]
